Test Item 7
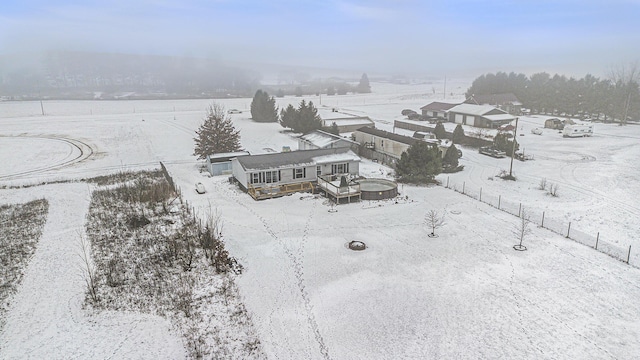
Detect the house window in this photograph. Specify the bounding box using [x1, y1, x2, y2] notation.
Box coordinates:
[294, 167, 306, 179]
[316, 165, 322, 176]
[251, 171, 279, 184]
[331, 163, 349, 174]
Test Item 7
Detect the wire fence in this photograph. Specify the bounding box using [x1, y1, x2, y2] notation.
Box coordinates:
[444, 179, 635, 268]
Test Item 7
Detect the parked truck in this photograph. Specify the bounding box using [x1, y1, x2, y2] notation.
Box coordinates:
[563, 124, 593, 138]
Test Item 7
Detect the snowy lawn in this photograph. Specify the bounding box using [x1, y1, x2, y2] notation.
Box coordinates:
[2, 81, 640, 358]
[0, 199, 48, 331]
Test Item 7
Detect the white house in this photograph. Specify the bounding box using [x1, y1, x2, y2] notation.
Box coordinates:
[447, 104, 516, 128]
[231, 147, 361, 199]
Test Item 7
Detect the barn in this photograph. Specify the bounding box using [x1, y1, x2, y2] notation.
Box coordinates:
[447, 104, 516, 128]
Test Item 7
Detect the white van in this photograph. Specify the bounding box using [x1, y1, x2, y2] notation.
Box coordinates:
[563, 124, 593, 138]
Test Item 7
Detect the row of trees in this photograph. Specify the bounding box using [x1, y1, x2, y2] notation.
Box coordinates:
[466, 64, 640, 124]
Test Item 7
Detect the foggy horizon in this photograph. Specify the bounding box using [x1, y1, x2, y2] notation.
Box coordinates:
[2, 0, 640, 79]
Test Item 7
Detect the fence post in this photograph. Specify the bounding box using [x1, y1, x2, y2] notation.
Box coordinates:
[627, 245, 632, 264]
[595, 232, 599, 249]
[566, 222, 571, 238]
[498, 195, 501, 209]
[518, 203, 522, 217]
[479, 187, 482, 202]
[541, 211, 545, 228]
[463, 182, 465, 194]
[447, 176, 450, 188]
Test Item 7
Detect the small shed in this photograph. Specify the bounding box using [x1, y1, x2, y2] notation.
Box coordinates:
[206, 151, 250, 176]
[544, 118, 563, 129]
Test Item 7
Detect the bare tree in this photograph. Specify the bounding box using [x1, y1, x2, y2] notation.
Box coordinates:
[425, 210, 446, 237]
[513, 209, 532, 251]
[608, 61, 640, 125]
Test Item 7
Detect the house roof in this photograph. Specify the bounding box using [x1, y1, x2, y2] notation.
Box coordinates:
[420, 101, 459, 111]
[354, 126, 420, 146]
[448, 103, 506, 116]
[321, 117, 374, 127]
[298, 129, 358, 148]
[466, 93, 522, 106]
[206, 151, 250, 163]
[484, 114, 517, 122]
[235, 147, 360, 171]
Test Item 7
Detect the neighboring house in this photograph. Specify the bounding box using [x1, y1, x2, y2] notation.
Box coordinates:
[321, 117, 375, 133]
[231, 147, 361, 200]
[465, 93, 523, 115]
[206, 151, 250, 176]
[420, 101, 458, 119]
[447, 104, 516, 129]
[298, 129, 359, 151]
[352, 126, 441, 164]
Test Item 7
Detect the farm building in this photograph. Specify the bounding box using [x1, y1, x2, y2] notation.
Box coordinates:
[231, 147, 361, 200]
[352, 126, 442, 165]
[206, 151, 250, 176]
[420, 101, 458, 119]
[544, 117, 574, 129]
[465, 93, 523, 115]
[447, 104, 516, 129]
[321, 117, 375, 133]
[298, 129, 359, 151]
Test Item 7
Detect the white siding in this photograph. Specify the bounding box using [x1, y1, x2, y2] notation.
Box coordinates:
[231, 159, 248, 188]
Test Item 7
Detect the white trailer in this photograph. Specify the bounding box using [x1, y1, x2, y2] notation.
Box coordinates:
[563, 124, 593, 137]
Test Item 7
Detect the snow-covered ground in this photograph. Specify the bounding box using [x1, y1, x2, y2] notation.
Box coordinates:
[1, 81, 640, 358]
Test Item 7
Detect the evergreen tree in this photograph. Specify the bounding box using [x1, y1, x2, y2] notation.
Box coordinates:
[452, 124, 465, 144]
[493, 133, 519, 155]
[395, 142, 442, 184]
[276, 88, 285, 98]
[442, 144, 460, 168]
[356, 73, 372, 93]
[327, 86, 336, 95]
[193, 104, 241, 160]
[434, 121, 447, 139]
[250, 89, 278, 122]
[279, 104, 297, 129]
[326, 122, 340, 135]
[297, 100, 323, 134]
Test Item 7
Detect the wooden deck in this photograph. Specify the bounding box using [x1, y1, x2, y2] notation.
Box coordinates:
[247, 182, 315, 200]
[317, 174, 361, 203]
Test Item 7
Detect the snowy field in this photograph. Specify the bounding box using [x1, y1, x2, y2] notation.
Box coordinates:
[1, 81, 640, 359]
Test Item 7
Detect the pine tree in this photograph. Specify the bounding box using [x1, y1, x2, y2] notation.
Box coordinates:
[443, 144, 460, 168]
[356, 73, 371, 93]
[434, 121, 447, 139]
[452, 124, 465, 144]
[250, 89, 278, 122]
[297, 100, 323, 134]
[327, 122, 340, 135]
[493, 132, 519, 155]
[395, 142, 442, 184]
[280, 104, 297, 129]
[193, 104, 241, 160]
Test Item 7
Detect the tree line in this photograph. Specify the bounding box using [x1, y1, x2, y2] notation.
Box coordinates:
[466, 65, 639, 124]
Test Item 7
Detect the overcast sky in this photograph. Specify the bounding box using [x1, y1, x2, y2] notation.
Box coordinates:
[1, 0, 639, 77]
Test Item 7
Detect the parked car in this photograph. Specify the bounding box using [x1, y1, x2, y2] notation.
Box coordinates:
[195, 182, 206, 194]
[227, 109, 242, 114]
[401, 109, 417, 116]
[531, 128, 543, 135]
[479, 146, 506, 158]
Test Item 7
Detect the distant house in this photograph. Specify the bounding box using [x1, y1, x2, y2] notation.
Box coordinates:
[543, 117, 571, 129]
[447, 104, 516, 129]
[231, 147, 361, 200]
[321, 116, 375, 133]
[353, 127, 420, 160]
[298, 129, 359, 151]
[420, 101, 458, 119]
[465, 93, 523, 115]
[206, 151, 250, 176]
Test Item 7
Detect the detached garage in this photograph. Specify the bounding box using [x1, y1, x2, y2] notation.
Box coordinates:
[448, 104, 516, 128]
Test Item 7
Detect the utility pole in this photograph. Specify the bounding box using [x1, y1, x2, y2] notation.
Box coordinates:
[443, 76, 447, 100]
[509, 117, 519, 178]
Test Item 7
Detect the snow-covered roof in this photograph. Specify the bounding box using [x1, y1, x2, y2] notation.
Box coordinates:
[322, 118, 374, 127]
[420, 101, 459, 111]
[448, 103, 503, 116]
[298, 130, 357, 148]
[207, 151, 250, 163]
[235, 147, 360, 171]
[484, 114, 517, 122]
